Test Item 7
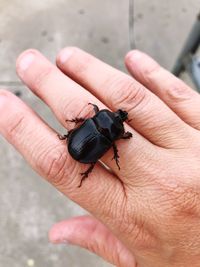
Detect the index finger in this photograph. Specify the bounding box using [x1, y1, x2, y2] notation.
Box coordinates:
[0, 90, 123, 223]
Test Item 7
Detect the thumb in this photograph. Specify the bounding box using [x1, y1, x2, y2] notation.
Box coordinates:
[49, 215, 136, 267]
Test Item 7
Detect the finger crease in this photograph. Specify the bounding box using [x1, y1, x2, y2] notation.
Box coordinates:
[9, 116, 25, 136]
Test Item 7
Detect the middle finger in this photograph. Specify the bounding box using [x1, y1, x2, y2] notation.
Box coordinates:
[16, 49, 155, 181]
[56, 47, 196, 149]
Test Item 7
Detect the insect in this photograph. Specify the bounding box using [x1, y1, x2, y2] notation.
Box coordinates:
[58, 103, 132, 187]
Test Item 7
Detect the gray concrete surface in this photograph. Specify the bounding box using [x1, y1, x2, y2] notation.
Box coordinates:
[0, 0, 199, 266]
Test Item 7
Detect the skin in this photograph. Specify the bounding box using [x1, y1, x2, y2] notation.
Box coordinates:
[1, 48, 200, 267]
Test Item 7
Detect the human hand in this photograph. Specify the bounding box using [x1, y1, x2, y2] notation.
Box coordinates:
[1, 48, 200, 267]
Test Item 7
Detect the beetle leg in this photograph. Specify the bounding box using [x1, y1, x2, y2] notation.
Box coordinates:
[58, 130, 72, 140]
[88, 103, 100, 114]
[58, 134, 68, 140]
[112, 143, 120, 170]
[122, 131, 133, 139]
[79, 163, 96, 187]
[66, 118, 85, 124]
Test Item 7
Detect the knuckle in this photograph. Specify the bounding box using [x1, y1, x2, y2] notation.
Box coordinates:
[144, 62, 161, 81]
[119, 212, 154, 250]
[143, 63, 195, 102]
[6, 113, 26, 141]
[157, 180, 200, 222]
[36, 145, 75, 188]
[107, 189, 154, 250]
[173, 186, 200, 218]
[108, 76, 148, 112]
[86, 222, 101, 253]
[165, 80, 195, 102]
[36, 146, 65, 184]
[33, 65, 54, 90]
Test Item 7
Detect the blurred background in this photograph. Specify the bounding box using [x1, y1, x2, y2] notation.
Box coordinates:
[0, 0, 199, 266]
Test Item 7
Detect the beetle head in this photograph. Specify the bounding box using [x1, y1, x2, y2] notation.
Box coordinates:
[115, 109, 128, 122]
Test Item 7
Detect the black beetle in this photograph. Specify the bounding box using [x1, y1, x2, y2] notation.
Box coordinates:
[59, 103, 132, 187]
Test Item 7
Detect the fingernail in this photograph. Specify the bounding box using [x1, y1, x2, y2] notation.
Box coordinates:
[59, 48, 73, 64]
[128, 50, 143, 61]
[18, 52, 35, 71]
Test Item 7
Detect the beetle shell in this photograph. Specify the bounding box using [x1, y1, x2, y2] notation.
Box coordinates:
[68, 118, 112, 163]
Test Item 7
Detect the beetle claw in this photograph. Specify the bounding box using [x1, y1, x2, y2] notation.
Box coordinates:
[66, 118, 85, 124]
[122, 131, 133, 139]
[78, 163, 96, 187]
[112, 156, 120, 170]
[112, 143, 120, 170]
[88, 103, 100, 114]
[57, 134, 68, 140]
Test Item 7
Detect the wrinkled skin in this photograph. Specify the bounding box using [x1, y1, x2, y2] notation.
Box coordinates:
[1, 48, 200, 267]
